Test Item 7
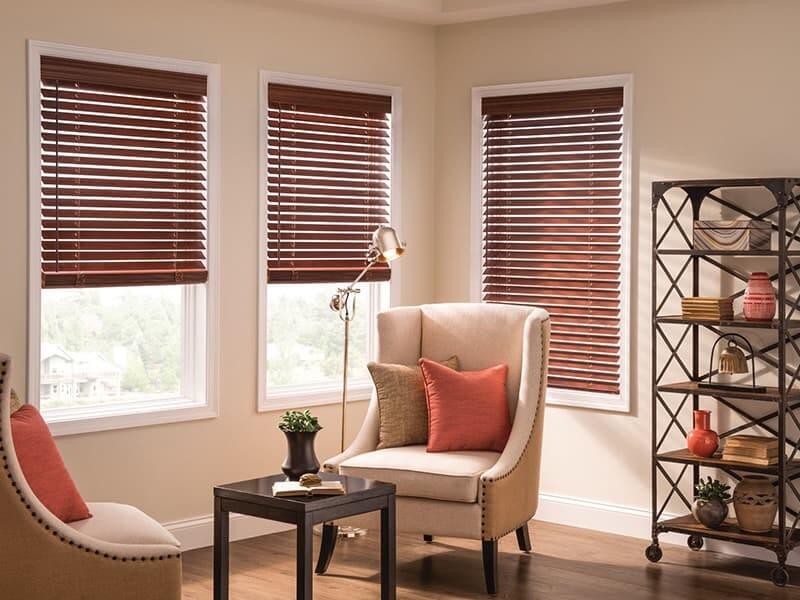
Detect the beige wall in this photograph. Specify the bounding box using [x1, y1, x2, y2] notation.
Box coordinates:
[0, 0, 436, 522]
[435, 0, 800, 509]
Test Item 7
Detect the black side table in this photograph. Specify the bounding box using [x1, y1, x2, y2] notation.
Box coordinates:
[213, 473, 396, 600]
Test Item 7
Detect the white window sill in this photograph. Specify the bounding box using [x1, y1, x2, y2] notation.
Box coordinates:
[546, 387, 628, 412]
[259, 383, 373, 413]
[43, 398, 218, 437]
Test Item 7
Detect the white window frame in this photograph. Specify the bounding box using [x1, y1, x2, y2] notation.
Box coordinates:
[27, 40, 221, 436]
[257, 71, 402, 412]
[470, 74, 633, 412]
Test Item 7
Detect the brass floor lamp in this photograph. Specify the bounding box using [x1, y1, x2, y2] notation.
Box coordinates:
[328, 225, 405, 538]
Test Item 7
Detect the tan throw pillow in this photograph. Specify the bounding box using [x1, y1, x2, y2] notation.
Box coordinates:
[10, 389, 22, 414]
[369, 356, 459, 450]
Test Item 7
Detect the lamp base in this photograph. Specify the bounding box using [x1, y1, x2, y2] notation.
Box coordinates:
[337, 525, 367, 539]
[697, 382, 767, 393]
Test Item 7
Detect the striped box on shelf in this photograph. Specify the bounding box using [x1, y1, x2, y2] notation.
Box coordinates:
[693, 219, 771, 251]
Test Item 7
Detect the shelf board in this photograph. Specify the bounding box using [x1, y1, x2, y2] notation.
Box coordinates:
[656, 249, 800, 257]
[655, 177, 800, 191]
[656, 315, 800, 329]
[656, 448, 800, 476]
[657, 515, 793, 547]
[657, 381, 800, 402]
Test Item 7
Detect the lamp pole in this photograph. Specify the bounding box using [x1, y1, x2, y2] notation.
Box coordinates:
[331, 256, 377, 451]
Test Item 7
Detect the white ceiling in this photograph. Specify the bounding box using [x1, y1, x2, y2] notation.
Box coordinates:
[293, 0, 633, 25]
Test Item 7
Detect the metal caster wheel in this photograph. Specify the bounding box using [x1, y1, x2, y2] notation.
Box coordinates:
[771, 566, 789, 587]
[645, 544, 663, 563]
[687, 535, 704, 551]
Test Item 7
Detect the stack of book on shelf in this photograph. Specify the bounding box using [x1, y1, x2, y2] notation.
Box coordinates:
[722, 435, 779, 466]
[681, 297, 734, 321]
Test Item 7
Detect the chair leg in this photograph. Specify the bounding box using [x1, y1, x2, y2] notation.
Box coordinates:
[315, 524, 338, 574]
[515, 525, 532, 553]
[423, 534, 434, 543]
[482, 540, 498, 596]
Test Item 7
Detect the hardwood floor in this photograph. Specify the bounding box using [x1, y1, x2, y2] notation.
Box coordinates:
[183, 520, 797, 599]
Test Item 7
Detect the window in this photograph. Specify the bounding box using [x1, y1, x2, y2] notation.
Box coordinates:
[28, 42, 219, 435]
[472, 76, 632, 412]
[258, 74, 397, 410]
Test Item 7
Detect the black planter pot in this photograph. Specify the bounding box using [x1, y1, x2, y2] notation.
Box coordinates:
[281, 431, 320, 481]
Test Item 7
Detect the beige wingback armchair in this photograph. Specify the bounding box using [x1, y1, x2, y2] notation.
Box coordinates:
[320, 303, 550, 595]
[0, 354, 182, 600]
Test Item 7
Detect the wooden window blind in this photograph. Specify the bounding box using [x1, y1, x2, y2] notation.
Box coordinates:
[481, 87, 624, 396]
[267, 83, 392, 284]
[40, 56, 209, 288]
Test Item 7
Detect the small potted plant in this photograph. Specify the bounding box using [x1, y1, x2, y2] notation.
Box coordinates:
[692, 476, 731, 529]
[278, 410, 322, 480]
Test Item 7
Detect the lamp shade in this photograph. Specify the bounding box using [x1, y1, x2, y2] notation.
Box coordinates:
[719, 341, 748, 375]
[371, 226, 406, 263]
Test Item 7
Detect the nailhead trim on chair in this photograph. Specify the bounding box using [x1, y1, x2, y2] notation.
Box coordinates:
[0, 359, 179, 563]
[480, 318, 549, 541]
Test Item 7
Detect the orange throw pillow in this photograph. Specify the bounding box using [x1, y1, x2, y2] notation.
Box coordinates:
[419, 359, 511, 453]
[11, 405, 91, 523]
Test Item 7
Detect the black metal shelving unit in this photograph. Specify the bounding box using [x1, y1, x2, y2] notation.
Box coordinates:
[649, 178, 800, 587]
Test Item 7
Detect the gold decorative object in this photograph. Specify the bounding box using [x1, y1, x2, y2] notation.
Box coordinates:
[698, 333, 766, 393]
[299, 473, 323, 487]
[718, 341, 748, 375]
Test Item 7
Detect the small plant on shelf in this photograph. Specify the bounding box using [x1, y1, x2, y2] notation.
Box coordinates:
[691, 476, 731, 530]
[278, 410, 322, 433]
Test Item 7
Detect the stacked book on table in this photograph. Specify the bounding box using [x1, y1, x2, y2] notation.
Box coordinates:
[272, 480, 345, 497]
[722, 435, 779, 466]
[681, 297, 734, 321]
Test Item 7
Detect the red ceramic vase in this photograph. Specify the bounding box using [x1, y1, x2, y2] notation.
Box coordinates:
[687, 409, 719, 458]
[743, 272, 776, 321]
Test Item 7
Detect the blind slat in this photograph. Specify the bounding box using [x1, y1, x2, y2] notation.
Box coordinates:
[43, 165, 207, 181]
[42, 143, 204, 163]
[41, 98, 206, 122]
[43, 132, 206, 152]
[41, 110, 207, 132]
[42, 87, 205, 112]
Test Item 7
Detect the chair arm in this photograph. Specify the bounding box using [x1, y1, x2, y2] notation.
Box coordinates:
[480, 310, 550, 540]
[322, 393, 380, 473]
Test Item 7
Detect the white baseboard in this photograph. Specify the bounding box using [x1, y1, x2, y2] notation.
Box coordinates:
[165, 492, 797, 567]
[537, 492, 799, 567]
[165, 513, 293, 551]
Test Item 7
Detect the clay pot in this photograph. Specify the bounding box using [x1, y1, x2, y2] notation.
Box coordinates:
[687, 409, 719, 458]
[733, 475, 778, 533]
[743, 272, 776, 321]
[692, 498, 728, 529]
